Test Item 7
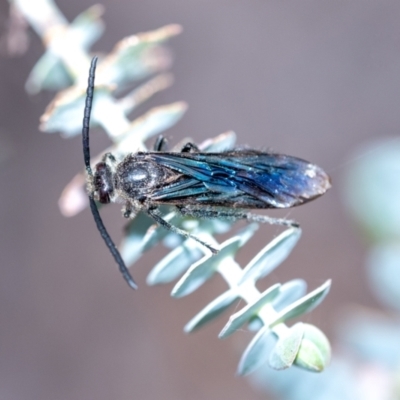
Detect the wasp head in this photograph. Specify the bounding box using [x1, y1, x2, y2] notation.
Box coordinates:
[93, 162, 114, 204]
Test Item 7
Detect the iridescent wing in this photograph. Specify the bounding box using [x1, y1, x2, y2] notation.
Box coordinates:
[148, 150, 331, 209]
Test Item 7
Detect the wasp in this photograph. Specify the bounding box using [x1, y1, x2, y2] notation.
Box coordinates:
[82, 57, 331, 290]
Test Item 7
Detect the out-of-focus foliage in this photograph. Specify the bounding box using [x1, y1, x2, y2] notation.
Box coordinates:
[344, 138, 400, 311]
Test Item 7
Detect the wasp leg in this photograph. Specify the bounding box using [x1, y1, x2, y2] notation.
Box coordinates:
[146, 207, 218, 254]
[181, 142, 200, 153]
[154, 135, 168, 151]
[244, 212, 299, 228]
[122, 202, 135, 219]
[176, 206, 299, 228]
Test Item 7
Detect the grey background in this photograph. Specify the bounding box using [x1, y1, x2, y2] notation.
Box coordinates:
[1, 1, 400, 399]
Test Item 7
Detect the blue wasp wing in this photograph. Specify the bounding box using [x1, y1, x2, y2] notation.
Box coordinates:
[148, 150, 331, 209]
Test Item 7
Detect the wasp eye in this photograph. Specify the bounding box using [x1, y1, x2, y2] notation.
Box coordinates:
[94, 162, 114, 204]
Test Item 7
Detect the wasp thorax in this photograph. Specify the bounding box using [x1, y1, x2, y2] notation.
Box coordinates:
[115, 156, 165, 199]
[93, 162, 114, 204]
[127, 167, 148, 182]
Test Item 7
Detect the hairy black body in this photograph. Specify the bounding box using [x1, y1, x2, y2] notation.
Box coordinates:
[82, 57, 331, 289]
[111, 151, 329, 209]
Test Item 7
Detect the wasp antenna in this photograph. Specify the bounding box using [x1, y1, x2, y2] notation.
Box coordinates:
[88, 198, 138, 290]
[82, 57, 138, 290]
[82, 56, 97, 172]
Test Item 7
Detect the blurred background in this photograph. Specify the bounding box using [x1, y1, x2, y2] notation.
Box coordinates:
[1, 1, 400, 399]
